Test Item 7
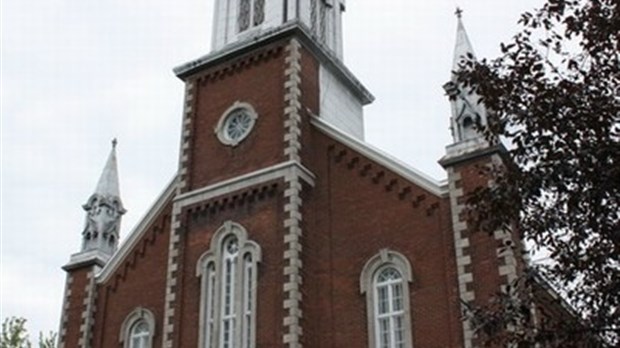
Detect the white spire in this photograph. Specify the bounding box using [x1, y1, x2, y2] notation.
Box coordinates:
[94, 138, 121, 199]
[451, 7, 476, 77]
[80, 139, 126, 255]
[444, 9, 489, 145]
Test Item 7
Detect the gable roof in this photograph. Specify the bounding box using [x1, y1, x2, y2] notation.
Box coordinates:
[311, 117, 448, 197]
[96, 176, 177, 283]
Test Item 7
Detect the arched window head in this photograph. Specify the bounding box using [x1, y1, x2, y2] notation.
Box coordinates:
[120, 307, 155, 348]
[197, 221, 261, 348]
[461, 115, 478, 140]
[361, 249, 414, 348]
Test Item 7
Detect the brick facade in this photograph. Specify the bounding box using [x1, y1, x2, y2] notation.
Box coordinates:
[59, 26, 525, 348]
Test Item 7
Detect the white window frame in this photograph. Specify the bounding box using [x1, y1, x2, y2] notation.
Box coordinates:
[214, 101, 258, 147]
[119, 307, 155, 348]
[360, 249, 414, 348]
[237, 0, 265, 33]
[197, 221, 261, 348]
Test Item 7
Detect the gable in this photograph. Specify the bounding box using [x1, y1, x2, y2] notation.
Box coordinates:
[311, 116, 448, 197]
[96, 177, 177, 284]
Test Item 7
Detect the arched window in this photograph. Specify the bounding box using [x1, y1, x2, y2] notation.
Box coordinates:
[129, 321, 150, 348]
[238, 0, 265, 33]
[361, 249, 414, 348]
[461, 115, 478, 140]
[120, 307, 155, 348]
[197, 221, 261, 348]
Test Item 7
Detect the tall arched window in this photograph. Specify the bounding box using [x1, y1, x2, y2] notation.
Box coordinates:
[361, 249, 414, 348]
[238, 0, 265, 33]
[129, 321, 150, 348]
[197, 221, 261, 348]
[120, 307, 155, 348]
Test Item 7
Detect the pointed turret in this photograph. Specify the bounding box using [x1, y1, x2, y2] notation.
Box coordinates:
[64, 140, 126, 271]
[443, 8, 488, 147]
[451, 8, 476, 77]
[80, 139, 126, 256]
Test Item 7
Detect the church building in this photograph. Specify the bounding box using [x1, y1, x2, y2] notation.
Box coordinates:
[58, 1, 527, 347]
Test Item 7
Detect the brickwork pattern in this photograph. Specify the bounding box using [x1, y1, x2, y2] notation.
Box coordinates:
[299, 131, 461, 348]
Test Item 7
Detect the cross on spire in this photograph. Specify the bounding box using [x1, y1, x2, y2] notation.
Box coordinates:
[112, 138, 118, 149]
[455, 7, 463, 19]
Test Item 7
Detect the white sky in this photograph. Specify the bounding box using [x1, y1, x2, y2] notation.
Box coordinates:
[1, 0, 543, 338]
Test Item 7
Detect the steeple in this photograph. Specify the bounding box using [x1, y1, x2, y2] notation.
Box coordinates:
[443, 9, 488, 146]
[211, 0, 346, 58]
[80, 139, 126, 257]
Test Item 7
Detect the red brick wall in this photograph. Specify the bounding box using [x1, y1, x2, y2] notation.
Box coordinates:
[452, 156, 513, 306]
[62, 267, 91, 348]
[173, 184, 286, 347]
[90, 202, 172, 348]
[302, 131, 463, 348]
[187, 44, 287, 191]
[61, 31, 515, 348]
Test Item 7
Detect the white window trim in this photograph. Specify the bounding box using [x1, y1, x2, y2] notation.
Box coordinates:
[214, 101, 258, 147]
[360, 249, 414, 348]
[119, 307, 155, 348]
[196, 221, 261, 348]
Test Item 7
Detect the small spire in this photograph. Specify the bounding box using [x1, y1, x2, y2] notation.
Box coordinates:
[445, 10, 489, 145]
[79, 140, 126, 256]
[94, 139, 121, 198]
[452, 8, 476, 76]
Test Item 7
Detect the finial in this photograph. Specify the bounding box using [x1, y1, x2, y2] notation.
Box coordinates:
[112, 138, 118, 149]
[455, 7, 463, 19]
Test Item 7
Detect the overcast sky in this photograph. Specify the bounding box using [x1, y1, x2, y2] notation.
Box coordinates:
[1, 0, 543, 337]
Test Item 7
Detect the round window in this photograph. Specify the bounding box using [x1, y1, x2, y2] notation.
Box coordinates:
[215, 102, 258, 146]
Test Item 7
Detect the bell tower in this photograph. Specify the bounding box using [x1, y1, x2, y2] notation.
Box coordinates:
[59, 140, 125, 348]
[211, 0, 346, 58]
[443, 9, 489, 152]
[159, 1, 372, 347]
[440, 10, 524, 348]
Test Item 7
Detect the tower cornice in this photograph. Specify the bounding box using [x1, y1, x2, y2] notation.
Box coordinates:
[438, 142, 507, 168]
[174, 21, 374, 105]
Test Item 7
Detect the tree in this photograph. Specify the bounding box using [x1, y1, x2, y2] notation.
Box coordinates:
[1, 318, 30, 348]
[455, 0, 619, 346]
[0, 318, 56, 348]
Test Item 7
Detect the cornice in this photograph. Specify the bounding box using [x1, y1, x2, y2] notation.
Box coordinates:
[174, 161, 315, 209]
[312, 117, 448, 197]
[173, 21, 374, 105]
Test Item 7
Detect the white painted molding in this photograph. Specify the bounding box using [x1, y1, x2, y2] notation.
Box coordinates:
[174, 21, 374, 106]
[174, 161, 315, 208]
[196, 221, 262, 348]
[359, 249, 414, 348]
[119, 307, 156, 346]
[214, 101, 259, 147]
[312, 117, 447, 197]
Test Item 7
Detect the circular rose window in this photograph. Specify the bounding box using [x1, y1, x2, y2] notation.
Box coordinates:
[215, 102, 258, 146]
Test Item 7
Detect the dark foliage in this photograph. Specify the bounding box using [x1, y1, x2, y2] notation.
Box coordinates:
[455, 0, 619, 345]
